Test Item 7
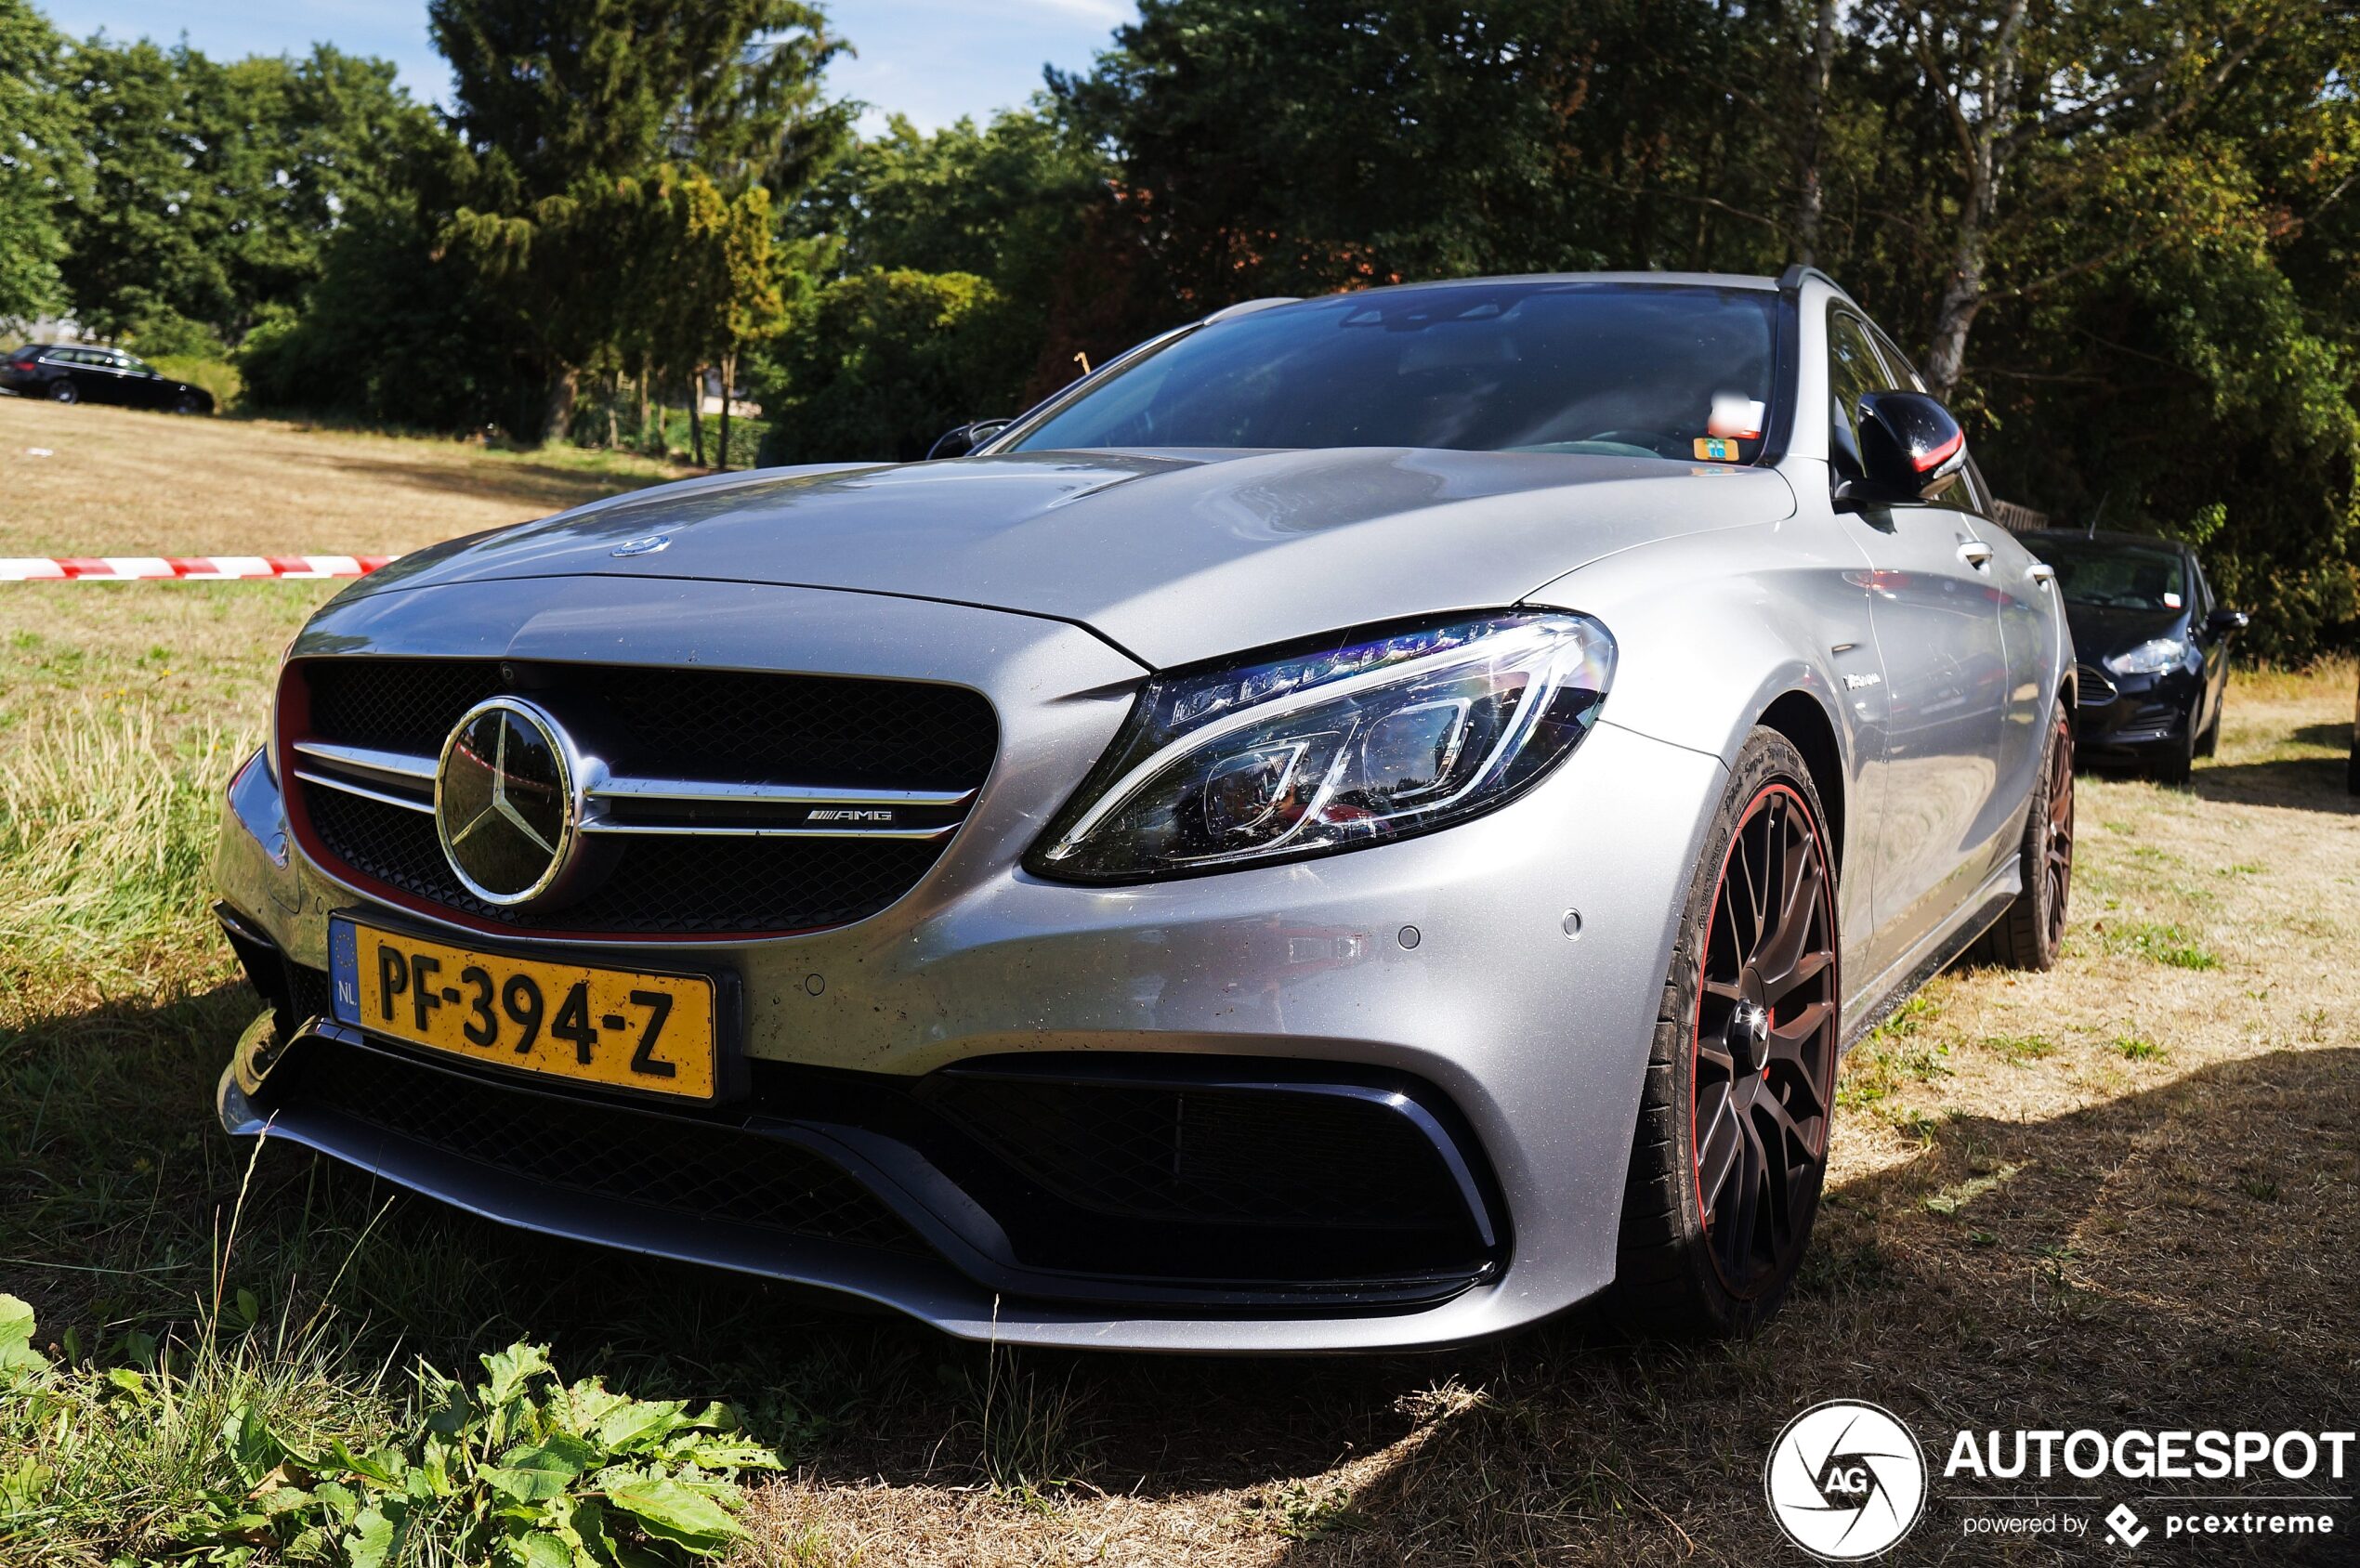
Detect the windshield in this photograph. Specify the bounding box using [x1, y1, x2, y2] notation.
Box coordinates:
[2037, 539, 2189, 612]
[1006, 281, 1780, 463]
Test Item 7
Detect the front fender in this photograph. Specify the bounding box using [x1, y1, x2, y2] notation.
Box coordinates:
[1523, 512, 1880, 965]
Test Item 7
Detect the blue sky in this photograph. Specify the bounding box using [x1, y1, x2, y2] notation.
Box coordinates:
[38, 0, 1135, 131]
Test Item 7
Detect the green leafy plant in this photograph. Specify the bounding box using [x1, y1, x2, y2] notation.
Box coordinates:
[171, 1341, 780, 1566]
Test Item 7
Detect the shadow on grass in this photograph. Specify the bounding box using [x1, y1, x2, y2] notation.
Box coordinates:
[2191, 750, 2358, 814]
[11, 973, 2356, 1563]
[314, 451, 672, 519]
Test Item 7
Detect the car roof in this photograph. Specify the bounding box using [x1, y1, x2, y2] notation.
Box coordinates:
[2021, 529, 2192, 555]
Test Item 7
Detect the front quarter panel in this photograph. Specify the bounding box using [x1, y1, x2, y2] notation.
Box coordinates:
[1524, 499, 1885, 1000]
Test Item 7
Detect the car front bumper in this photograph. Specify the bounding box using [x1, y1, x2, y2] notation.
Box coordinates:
[2072, 660, 2198, 763]
[213, 576, 1724, 1352]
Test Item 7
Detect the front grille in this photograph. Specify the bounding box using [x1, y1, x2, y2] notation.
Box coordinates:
[275, 1040, 922, 1253]
[2076, 662, 2117, 705]
[291, 658, 997, 935]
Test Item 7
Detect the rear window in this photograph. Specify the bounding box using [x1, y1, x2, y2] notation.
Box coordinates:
[1007, 281, 1781, 464]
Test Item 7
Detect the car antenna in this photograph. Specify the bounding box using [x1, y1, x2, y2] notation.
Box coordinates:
[2086, 489, 2109, 539]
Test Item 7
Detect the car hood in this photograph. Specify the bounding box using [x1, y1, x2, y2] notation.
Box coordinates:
[2064, 601, 2188, 661]
[352, 448, 1795, 668]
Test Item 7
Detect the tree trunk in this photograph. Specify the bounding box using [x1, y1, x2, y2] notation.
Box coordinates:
[688, 370, 706, 467]
[1922, 193, 1986, 400]
[1923, 0, 2026, 401]
[605, 370, 619, 450]
[717, 346, 733, 474]
[539, 368, 579, 449]
[635, 360, 649, 452]
[1791, 0, 1838, 265]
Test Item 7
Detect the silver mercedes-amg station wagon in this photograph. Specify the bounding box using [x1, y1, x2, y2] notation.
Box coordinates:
[214, 268, 2076, 1352]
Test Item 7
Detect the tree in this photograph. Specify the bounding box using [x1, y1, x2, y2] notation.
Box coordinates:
[425, 0, 850, 438]
[60, 36, 428, 344]
[758, 268, 1026, 464]
[0, 0, 83, 326]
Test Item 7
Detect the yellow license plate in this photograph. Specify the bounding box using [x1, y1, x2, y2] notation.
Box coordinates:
[333, 921, 716, 1100]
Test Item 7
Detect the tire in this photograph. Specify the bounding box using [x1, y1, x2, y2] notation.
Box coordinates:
[1609, 728, 1841, 1338]
[2347, 738, 2358, 797]
[173, 390, 202, 415]
[2154, 715, 2195, 785]
[2196, 701, 2221, 759]
[47, 379, 76, 404]
[1974, 701, 2075, 971]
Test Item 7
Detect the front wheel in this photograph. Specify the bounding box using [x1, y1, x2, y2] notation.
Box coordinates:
[173, 390, 203, 415]
[1610, 728, 1841, 1338]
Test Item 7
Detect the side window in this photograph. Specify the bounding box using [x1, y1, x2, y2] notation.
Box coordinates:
[2189, 558, 2213, 618]
[1826, 311, 1887, 481]
[1865, 322, 1930, 394]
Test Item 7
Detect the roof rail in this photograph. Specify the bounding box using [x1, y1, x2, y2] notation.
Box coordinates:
[1777, 264, 1842, 294]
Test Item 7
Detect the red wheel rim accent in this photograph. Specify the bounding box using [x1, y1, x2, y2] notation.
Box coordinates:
[1689, 781, 1840, 1298]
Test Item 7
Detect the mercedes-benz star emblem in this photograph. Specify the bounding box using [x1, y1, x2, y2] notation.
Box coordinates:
[610, 531, 671, 557]
[435, 697, 579, 906]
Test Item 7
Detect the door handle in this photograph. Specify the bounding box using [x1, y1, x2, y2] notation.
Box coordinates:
[1957, 540, 1996, 570]
[2026, 562, 2056, 588]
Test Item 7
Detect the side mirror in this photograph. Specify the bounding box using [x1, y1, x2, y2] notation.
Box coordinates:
[1838, 391, 1968, 507]
[2205, 608, 2249, 635]
[927, 418, 1012, 460]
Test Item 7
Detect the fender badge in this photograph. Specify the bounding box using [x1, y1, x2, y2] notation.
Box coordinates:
[610, 532, 672, 557]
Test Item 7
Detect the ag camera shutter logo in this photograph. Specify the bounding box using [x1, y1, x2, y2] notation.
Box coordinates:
[1764, 1400, 1929, 1559]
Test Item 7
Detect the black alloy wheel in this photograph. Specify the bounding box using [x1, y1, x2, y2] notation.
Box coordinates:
[48, 380, 75, 404]
[1690, 782, 1840, 1299]
[1611, 727, 1840, 1337]
[2039, 711, 2075, 953]
[1974, 700, 2075, 970]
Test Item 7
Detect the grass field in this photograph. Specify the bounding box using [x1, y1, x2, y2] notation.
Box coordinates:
[2, 400, 2356, 1565]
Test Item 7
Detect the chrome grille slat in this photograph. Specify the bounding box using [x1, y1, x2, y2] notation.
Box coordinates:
[294, 767, 436, 815]
[295, 742, 970, 838]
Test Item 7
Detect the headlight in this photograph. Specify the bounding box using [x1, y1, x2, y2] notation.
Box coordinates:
[1027, 611, 1616, 882]
[2106, 637, 2191, 675]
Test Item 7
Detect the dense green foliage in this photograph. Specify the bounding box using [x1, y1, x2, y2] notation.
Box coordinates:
[0, 0, 83, 323]
[62, 38, 430, 348]
[16, 0, 2360, 652]
[758, 268, 1026, 464]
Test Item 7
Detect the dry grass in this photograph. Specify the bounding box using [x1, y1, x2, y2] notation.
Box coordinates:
[0, 396, 687, 558]
[1, 411, 2354, 1563]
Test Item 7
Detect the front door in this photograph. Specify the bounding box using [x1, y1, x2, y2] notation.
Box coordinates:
[1829, 309, 2012, 979]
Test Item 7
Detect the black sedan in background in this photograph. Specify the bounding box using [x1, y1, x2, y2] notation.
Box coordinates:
[0, 344, 214, 413]
[2021, 529, 2246, 782]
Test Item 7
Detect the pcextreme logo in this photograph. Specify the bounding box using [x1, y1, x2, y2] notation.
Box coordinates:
[1763, 1400, 1929, 1560]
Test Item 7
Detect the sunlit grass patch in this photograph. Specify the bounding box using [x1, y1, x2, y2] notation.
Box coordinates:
[2100, 920, 2222, 970]
[0, 702, 253, 998]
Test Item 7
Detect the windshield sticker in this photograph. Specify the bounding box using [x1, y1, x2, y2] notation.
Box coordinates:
[2164, 592, 2183, 608]
[1693, 437, 1740, 462]
[1708, 394, 1766, 439]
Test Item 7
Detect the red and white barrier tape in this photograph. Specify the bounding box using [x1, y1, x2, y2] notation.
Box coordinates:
[0, 554, 397, 581]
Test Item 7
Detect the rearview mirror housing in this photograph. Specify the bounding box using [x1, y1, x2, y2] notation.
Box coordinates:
[2205, 608, 2250, 635]
[1838, 391, 1968, 507]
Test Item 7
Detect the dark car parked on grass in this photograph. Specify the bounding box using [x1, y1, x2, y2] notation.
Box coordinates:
[0, 344, 214, 413]
[2020, 529, 2245, 783]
